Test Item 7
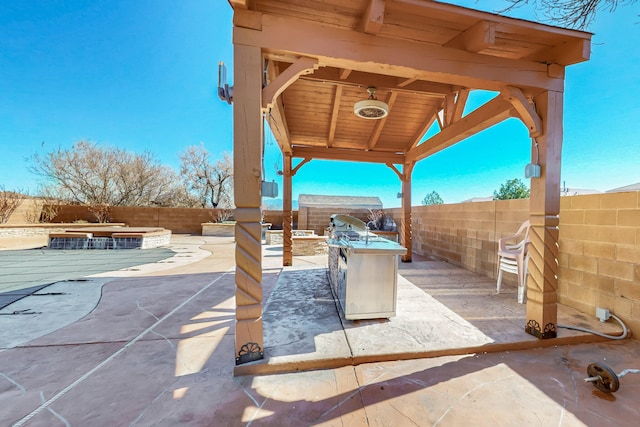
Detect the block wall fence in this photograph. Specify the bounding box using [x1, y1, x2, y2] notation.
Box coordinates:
[386, 191, 640, 337]
[7, 194, 639, 336]
[39, 205, 296, 234]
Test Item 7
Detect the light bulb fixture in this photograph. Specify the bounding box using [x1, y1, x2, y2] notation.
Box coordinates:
[354, 87, 389, 119]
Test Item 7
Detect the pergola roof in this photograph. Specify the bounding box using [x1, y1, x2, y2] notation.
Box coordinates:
[230, 0, 591, 165]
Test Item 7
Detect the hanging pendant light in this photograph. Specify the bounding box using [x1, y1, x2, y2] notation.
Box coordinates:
[354, 87, 389, 119]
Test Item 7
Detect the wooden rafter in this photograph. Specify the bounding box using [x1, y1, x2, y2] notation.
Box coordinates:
[360, 0, 386, 35]
[266, 97, 292, 154]
[300, 67, 454, 96]
[443, 94, 456, 127]
[407, 96, 514, 162]
[397, 78, 417, 88]
[339, 68, 352, 80]
[526, 38, 591, 66]
[385, 163, 403, 180]
[292, 146, 404, 164]
[327, 85, 343, 147]
[292, 157, 311, 176]
[444, 20, 496, 53]
[452, 88, 470, 122]
[367, 91, 398, 150]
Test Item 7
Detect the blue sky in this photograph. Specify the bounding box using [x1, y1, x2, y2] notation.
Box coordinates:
[1, 1, 638, 208]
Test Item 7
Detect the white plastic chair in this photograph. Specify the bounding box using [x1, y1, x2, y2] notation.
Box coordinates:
[496, 220, 530, 304]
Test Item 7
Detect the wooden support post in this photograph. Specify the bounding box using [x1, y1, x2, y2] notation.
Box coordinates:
[525, 90, 563, 339]
[400, 162, 414, 262]
[283, 153, 293, 266]
[233, 44, 264, 364]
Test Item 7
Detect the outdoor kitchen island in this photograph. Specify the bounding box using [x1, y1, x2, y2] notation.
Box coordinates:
[326, 215, 407, 320]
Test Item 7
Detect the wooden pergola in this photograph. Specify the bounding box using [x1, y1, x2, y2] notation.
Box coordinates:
[228, 0, 591, 365]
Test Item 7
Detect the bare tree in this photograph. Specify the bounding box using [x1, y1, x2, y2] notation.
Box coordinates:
[29, 140, 183, 207]
[0, 186, 22, 224]
[180, 144, 234, 208]
[501, 0, 636, 29]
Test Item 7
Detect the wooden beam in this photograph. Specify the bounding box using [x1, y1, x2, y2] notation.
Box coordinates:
[292, 157, 311, 176]
[360, 0, 386, 35]
[229, 0, 249, 9]
[266, 97, 292, 154]
[367, 91, 398, 150]
[443, 93, 455, 127]
[406, 96, 514, 162]
[301, 67, 454, 96]
[292, 146, 404, 164]
[526, 90, 563, 340]
[328, 85, 343, 147]
[262, 56, 319, 110]
[282, 153, 292, 266]
[502, 85, 542, 137]
[385, 163, 403, 180]
[527, 38, 591, 66]
[397, 77, 417, 88]
[233, 43, 264, 365]
[233, 8, 262, 30]
[339, 68, 352, 80]
[234, 15, 564, 92]
[444, 21, 496, 53]
[452, 88, 470, 122]
[400, 162, 415, 262]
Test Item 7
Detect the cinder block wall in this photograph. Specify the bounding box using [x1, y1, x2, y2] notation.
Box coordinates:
[49, 206, 215, 234]
[45, 205, 299, 234]
[387, 198, 528, 281]
[387, 192, 640, 336]
[298, 207, 372, 235]
[558, 192, 640, 329]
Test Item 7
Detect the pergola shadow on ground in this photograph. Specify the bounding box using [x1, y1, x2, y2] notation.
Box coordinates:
[236, 247, 622, 376]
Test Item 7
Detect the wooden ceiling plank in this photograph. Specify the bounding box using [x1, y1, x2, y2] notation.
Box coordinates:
[292, 146, 404, 164]
[444, 20, 496, 53]
[263, 56, 319, 110]
[328, 85, 343, 147]
[360, 0, 386, 35]
[367, 91, 398, 150]
[502, 85, 542, 137]
[236, 15, 565, 92]
[407, 96, 514, 162]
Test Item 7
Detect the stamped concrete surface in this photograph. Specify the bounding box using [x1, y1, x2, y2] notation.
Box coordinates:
[0, 236, 638, 426]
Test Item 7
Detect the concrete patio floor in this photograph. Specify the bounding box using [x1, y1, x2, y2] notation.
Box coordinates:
[0, 235, 638, 426]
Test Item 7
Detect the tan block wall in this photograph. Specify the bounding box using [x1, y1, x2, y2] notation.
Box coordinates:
[386, 192, 640, 337]
[387, 199, 528, 283]
[557, 192, 640, 336]
[298, 207, 372, 235]
[49, 205, 216, 234]
[44, 205, 299, 234]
